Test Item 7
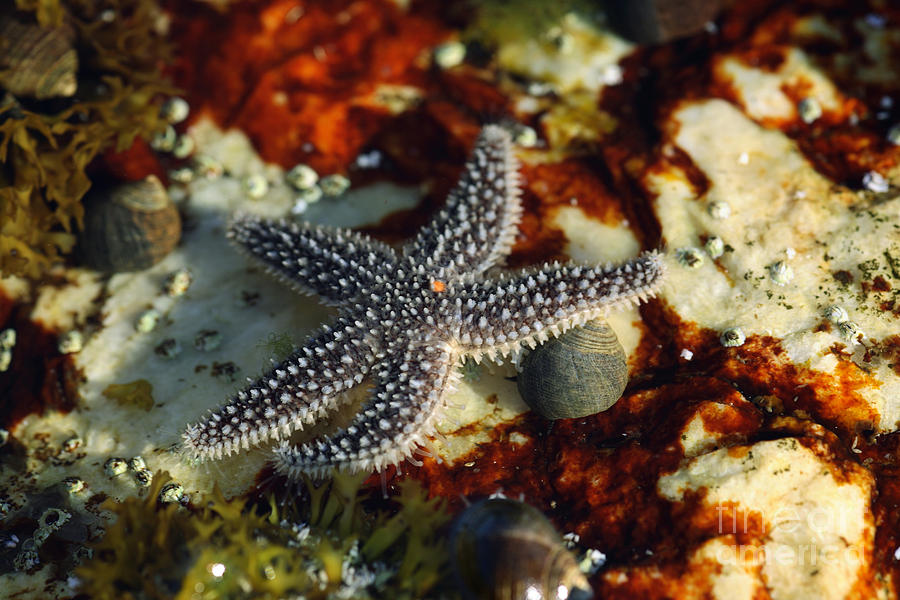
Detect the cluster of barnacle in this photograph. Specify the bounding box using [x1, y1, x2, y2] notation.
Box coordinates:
[11, 507, 72, 572]
[75, 471, 451, 599]
[0, 0, 174, 278]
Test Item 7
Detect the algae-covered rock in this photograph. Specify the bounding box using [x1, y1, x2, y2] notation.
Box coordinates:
[76, 472, 451, 600]
[0, 0, 175, 279]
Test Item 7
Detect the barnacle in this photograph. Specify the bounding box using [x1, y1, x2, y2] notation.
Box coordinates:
[76, 471, 451, 599]
[0, 0, 175, 278]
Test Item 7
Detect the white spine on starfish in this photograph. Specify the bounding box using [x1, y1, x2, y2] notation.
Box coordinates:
[229, 215, 398, 307]
[457, 250, 666, 362]
[182, 316, 381, 460]
[271, 340, 462, 478]
[403, 125, 522, 278]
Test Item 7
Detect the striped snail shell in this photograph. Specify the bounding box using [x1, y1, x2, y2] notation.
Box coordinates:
[79, 175, 181, 272]
[517, 318, 627, 420]
[450, 498, 593, 600]
[0, 16, 78, 99]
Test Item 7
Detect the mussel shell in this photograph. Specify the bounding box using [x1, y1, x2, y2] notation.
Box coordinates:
[451, 498, 593, 600]
[79, 175, 181, 272]
[517, 319, 627, 420]
[0, 17, 77, 99]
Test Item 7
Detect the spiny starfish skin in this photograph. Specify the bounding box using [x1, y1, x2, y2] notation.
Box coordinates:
[183, 125, 665, 478]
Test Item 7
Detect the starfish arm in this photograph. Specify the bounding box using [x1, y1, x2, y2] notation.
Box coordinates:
[229, 215, 398, 306]
[182, 316, 381, 460]
[403, 125, 523, 278]
[455, 251, 666, 361]
[271, 338, 461, 479]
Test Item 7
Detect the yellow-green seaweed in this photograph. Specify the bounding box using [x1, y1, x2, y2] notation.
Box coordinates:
[76, 471, 451, 599]
[1, 0, 175, 278]
[101, 379, 154, 411]
[464, 0, 596, 51]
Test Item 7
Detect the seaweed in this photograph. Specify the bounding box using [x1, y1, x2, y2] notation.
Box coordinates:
[76, 472, 451, 599]
[463, 0, 597, 51]
[0, 0, 175, 278]
[101, 379, 154, 411]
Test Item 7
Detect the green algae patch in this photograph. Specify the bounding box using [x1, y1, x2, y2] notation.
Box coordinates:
[102, 379, 154, 411]
[76, 471, 451, 599]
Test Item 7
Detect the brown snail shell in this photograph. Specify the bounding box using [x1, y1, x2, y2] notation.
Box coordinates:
[450, 498, 593, 600]
[517, 319, 627, 420]
[0, 16, 78, 99]
[79, 175, 181, 272]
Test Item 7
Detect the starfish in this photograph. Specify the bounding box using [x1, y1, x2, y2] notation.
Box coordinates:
[183, 125, 665, 478]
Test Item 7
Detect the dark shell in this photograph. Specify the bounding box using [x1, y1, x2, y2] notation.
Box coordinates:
[517, 319, 627, 420]
[450, 498, 593, 600]
[79, 175, 181, 272]
[0, 17, 78, 99]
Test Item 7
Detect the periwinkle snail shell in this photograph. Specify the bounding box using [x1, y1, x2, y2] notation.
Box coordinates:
[450, 498, 593, 600]
[517, 319, 627, 420]
[78, 175, 181, 273]
[0, 16, 78, 99]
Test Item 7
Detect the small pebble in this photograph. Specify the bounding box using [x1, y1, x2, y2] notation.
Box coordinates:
[837, 321, 864, 345]
[707, 200, 731, 220]
[243, 174, 269, 199]
[194, 155, 224, 179]
[562, 532, 580, 550]
[0, 349, 11, 372]
[104, 457, 128, 477]
[58, 330, 84, 354]
[720, 327, 746, 347]
[823, 305, 849, 324]
[128, 456, 146, 472]
[704, 236, 725, 259]
[768, 261, 794, 286]
[286, 164, 319, 190]
[797, 97, 822, 124]
[172, 135, 195, 159]
[863, 171, 889, 193]
[62, 436, 82, 453]
[159, 482, 185, 504]
[295, 185, 323, 207]
[600, 63, 624, 86]
[676, 247, 704, 269]
[579, 548, 607, 575]
[155, 338, 182, 359]
[194, 330, 222, 352]
[513, 125, 538, 148]
[135, 309, 160, 333]
[169, 167, 194, 184]
[0, 328, 15, 349]
[133, 469, 153, 488]
[291, 199, 309, 215]
[150, 125, 177, 153]
[160, 97, 190, 124]
[354, 149, 382, 169]
[319, 174, 350, 197]
[679, 348, 694, 361]
[433, 40, 466, 69]
[165, 269, 193, 297]
[61, 477, 85, 494]
[887, 124, 900, 146]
